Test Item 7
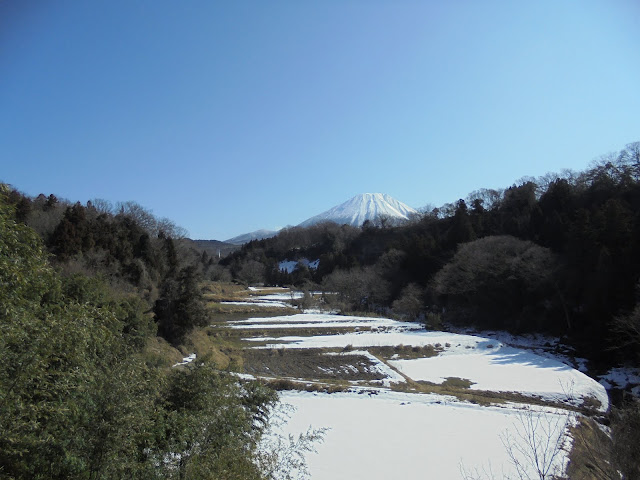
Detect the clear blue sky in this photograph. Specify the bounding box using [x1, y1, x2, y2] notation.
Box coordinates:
[2, 1, 639, 240]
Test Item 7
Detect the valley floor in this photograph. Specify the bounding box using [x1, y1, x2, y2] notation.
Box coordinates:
[207, 287, 619, 479]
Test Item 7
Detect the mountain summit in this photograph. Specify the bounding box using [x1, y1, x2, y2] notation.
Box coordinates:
[298, 193, 418, 228]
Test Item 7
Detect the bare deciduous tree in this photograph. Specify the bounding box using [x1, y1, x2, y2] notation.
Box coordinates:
[501, 410, 571, 480]
[89, 198, 113, 214]
[460, 409, 572, 480]
[116, 201, 157, 233]
[257, 403, 327, 480]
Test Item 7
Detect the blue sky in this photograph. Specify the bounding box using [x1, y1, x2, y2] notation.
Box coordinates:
[2, 1, 639, 240]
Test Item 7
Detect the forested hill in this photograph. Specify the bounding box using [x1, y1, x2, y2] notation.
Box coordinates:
[224, 142, 640, 366]
[0, 187, 281, 479]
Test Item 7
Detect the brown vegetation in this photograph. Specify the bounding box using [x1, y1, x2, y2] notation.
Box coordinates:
[242, 348, 386, 382]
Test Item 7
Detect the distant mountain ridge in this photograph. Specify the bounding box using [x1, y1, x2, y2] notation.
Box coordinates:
[187, 239, 239, 257]
[298, 193, 417, 228]
[225, 229, 279, 245]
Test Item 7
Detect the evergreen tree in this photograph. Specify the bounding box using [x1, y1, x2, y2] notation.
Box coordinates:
[155, 265, 208, 345]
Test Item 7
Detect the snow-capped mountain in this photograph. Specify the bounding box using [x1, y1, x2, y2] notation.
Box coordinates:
[225, 229, 278, 245]
[298, 193, 418, 228]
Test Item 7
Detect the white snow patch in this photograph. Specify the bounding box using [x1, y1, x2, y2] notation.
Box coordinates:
[278, 258, 320, 273]
[235, 313, 415, 327]
[172, 353, 196, 367]
[231, 313, 417, 330]
[221, 301, 292, 309]
[271, 390, 573, 480]
[252, 329, 480, 349]
[599, 367, 640, 392]
[234, 321, 399, 329]
[254, 292, 304, 301]
[278, 261, 298, 274]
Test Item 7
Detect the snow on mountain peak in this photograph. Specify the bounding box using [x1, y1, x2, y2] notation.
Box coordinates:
[298, 193, 418, 228]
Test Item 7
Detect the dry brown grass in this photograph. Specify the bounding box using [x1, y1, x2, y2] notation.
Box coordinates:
[390, 378, 598, 411]
[246, 287, 293, 297]
[260, 377, 351, 394]
[440, 377, 475, 389]
[206, 301, 297, 319]
[387, 377, 493, 406]
[201, 282, 293, 301]
[566, 417, 614, 480]
[201, 281, 250, 300]
[180, 328, 236, 369]
[142, 336, 184, 368]
[241, 348, 386, 382]
[201, 281, 299, 321]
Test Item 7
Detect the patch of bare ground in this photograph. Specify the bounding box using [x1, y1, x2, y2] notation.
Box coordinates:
[241, 348, 387, 382]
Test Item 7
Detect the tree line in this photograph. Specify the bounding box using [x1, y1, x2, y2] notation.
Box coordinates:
[225, 142, 640, 368]
[4, 192, 227, 344]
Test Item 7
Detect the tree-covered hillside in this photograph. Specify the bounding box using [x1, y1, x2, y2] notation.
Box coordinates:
[225, 143, 640, 367]
[0, 186, 282, 479]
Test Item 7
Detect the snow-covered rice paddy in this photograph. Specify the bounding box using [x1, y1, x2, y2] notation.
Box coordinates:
[231, 291, 609, 479]
[390, 349, 607, 408]
[221, 300, 293, 308]
[231, 313, 419, 330]
[271, 390, 574, 480]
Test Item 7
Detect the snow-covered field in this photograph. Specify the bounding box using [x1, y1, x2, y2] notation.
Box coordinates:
[221, 300, 293, 309]
[242, 313, 607, 411]
[390, 350, 606, 408]
[231, 313, 419, 330]
[271, 390, 573, 480]
[231, 292, 609, 479]
[219, 292, 304, 309]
